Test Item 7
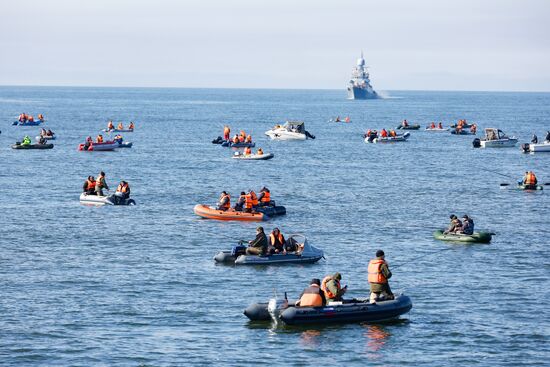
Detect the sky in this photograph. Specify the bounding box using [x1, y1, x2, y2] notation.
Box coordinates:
[1, 0, 549, 91]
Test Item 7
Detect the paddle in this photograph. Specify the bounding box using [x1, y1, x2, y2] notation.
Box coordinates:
[391, 247, 454, 270]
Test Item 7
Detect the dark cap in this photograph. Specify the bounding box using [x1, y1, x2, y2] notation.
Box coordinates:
[450, 214, 457, 219]
[376, 250, 385, 258]
[311, 278, 320, 286]
[462, 215, 469, 219]
[256, 226, 264, 232]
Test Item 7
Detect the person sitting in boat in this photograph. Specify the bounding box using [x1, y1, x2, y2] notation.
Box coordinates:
[38, 114, 44, 122]
[38, 136, 47, 145]
[344, 116, 350, 123]
[389, 129, 397, 137]
[21, 135, 32, 146]
[83, 136, 93, 150]
[18, 113, 26, 122]
[455, 215, 474, 235]
[232, 134, 239, 144]
[129, 122, 135, 130]
[268, 227, 286, 254]
[522, 171, 538, 189]
[531, 134, 538, 144]
[113, 181, 131, 204]
[83, 176, 96, 195]
[368, 250, 394, 303]
[437, 122, 443, 129]
[245, 134, 252, 143]
[238, 134, 245, 143]
[335, 116, 341, 122]
[380, 129, 388, 138]
[243, 146, 252, 155]
[96, 134, 104, 143]
[402, 119, 409, 127]
[321, 273, 347, 303]
[257, 186, 271, 206]
[216, 191, 231, 211]
[107, 120, 114, 130]
[430, 122, 436, 129]
[233, 191, 246, 211]
[256, 148, 264, 155]
[246, 226, 268, 256]
[545, 131, 550, 143]
[113, 134, 123, 144]
[95, 171, 109, 196]
[117, 122, 124, 130]
[27, 115, 34, 122]
[444, 214, 462, 234]
[295, 279, 326, 307]
[40, 128, 47, 137]
[223, 125, 230, 141]
[470, 124, 477, 134]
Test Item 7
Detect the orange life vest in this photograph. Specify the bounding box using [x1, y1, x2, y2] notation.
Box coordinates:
[223, 126, 230, 139]
[96, 176, 105, 188]
[108, 122, 114, 129]
[257, 149, 263, 155]
[96, 135, 103, 143]
[244, 147, 251, 155]
[129, 122, 134, 129]
[524, 172, 537, 185]
[244, 194, 253, 209]
[238, 135, 245, 143]
[240, 130, 246, 138]
[86, 179, 96, 190]
[321, 276, 339, 299]
[390, 130, 396, 137]
[430, 122, 435, 128]
[438, 123, 443, 129]
[116, 183, 128, 193]
[117, 123, 123, 130]
[368, 259, 388, 284]
[28, 116, 34, 122]
[250, 191, 258, 206]
[246, 135, 252, 143]
[260, 191, 270, 203]
[380, 130, 388, 138]
[299, 284, 323, 307]
[270, 232, 284, 247]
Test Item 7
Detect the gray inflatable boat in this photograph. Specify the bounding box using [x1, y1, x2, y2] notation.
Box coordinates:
[244, 294, 412, 325]
[214, 234, 324, 265]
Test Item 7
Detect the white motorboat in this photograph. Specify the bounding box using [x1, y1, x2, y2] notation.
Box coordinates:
[232, 151, 274, 160]
[525, 141, 550, 153]
[365, 132, 410, 143]
[79, 193, 136, 206]
[265, 121, 315, 141]
[474, 128, 518, 148]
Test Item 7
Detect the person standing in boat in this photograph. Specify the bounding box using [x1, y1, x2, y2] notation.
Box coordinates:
[223, 125, 230, 141]
[368, 250, 394, 303]
[95, 171, 109, 196]
[531, 134, 538, 144]
[246, 226, 268, 256]
[545, 131, 550, 143]
[295, 279, 326, 307]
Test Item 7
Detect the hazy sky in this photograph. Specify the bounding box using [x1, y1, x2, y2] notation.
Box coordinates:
[1, 0, 549, 91]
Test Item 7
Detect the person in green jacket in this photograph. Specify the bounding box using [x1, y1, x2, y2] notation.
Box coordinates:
[21, 135, 32, 146]
[321, 272, 347, 302]
[246, 226, 268, 256]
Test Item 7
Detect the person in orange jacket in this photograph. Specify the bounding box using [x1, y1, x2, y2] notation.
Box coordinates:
[368, 250, 394, 302]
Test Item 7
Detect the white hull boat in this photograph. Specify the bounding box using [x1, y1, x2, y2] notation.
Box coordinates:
[529, 141, 550, 152]
[232, 152, 274, 160]
[265, 121, 314, 141]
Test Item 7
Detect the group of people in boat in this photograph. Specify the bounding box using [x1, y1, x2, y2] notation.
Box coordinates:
[454, 119, 477, 134]
[17, 113, 44, 123]
[216, 187, 273, 212]
[294, 250, 394, 307]
[244, 226, 301, 256]
[531, 131, 550, 144]
[333, 116, 351, 123]
[225, 127, 253, 145]
[83, 172, 131, 201]
[241, 147, 264, 156]
[521, 171, 538, 189]
[427, 122, 444, 129]
[365, 128, 399, 140]
[443, 214, 475, 235]
[107, 121, 134, 131]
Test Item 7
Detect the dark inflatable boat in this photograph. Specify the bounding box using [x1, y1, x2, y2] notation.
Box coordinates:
[244, 294, 412, 325]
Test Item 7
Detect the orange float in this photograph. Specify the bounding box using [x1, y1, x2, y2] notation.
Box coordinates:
[193, 204, 266, 221]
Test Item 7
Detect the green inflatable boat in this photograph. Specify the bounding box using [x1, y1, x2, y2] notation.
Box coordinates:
[433, 230, 493, 243]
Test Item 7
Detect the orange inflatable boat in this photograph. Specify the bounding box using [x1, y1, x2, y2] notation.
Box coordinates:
[193, 204, 267, 221]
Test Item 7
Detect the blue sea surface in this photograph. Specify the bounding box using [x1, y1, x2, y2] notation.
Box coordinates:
[0, 87, 549, 366]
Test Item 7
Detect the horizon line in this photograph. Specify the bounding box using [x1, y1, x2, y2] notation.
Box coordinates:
[0, 84, 549, 94]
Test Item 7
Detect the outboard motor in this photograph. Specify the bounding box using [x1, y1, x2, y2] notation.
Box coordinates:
[305, 131, 315, 139]
[521, 143, 531, 153]
[472, 138, 481, 148]
[267, 294, 289, 323]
